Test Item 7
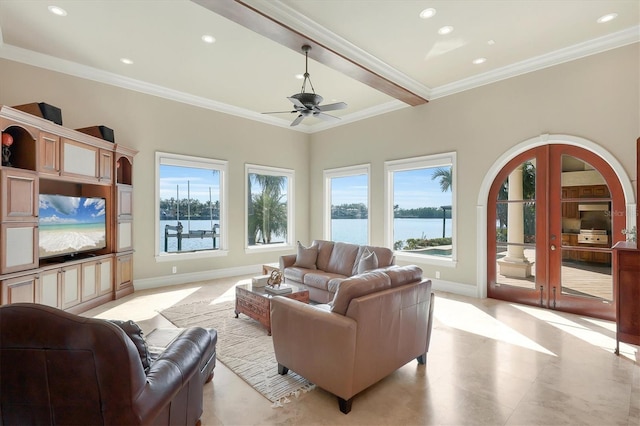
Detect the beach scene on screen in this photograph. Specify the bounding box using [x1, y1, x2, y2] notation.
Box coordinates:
[39, 194, 106, 258]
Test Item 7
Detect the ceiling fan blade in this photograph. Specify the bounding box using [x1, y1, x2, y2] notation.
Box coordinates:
[287, 97, 306, 109]
[262, 110, 296, 114]
[290, 114, 305, 126]
[316, 102, 347, 112]
[314, 112, 340, 122]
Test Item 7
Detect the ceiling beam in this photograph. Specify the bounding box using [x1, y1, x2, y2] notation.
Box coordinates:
[192, 0, 428, 106]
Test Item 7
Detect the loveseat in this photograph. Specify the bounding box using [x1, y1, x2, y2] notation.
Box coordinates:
[279, 240, 396, 303]
[0, 303, 217, 425]
[270, 265, 434, 414]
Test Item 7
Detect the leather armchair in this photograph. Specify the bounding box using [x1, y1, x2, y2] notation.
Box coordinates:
[270, 267, 434, 414]
[0, 303, 216, 425]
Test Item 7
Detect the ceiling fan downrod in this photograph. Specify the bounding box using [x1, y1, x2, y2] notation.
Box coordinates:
[300, 44, 315, 94]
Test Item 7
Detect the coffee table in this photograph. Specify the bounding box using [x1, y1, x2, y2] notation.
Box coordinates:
[234, 282, 309, 335]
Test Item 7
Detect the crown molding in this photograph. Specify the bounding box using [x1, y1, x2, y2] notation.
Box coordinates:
[430, 25, 640, 100]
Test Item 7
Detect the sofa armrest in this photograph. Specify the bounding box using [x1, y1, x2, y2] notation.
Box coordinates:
[134, 328, 213, 423]
[279, 254, 297, 271]
[270, 296, 357, 399]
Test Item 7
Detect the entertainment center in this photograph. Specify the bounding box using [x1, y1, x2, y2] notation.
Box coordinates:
[0, 105, 136, 314]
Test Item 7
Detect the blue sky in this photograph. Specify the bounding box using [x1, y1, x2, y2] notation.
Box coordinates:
[39, 195, 106, 224]
[160, 165, 220, 203]
[160, 165, 450, 209]
[332, 168, 451, 209]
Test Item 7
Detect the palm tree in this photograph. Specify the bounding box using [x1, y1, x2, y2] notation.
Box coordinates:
[431, 167, 452, 192]
[248, 174, 287, 244]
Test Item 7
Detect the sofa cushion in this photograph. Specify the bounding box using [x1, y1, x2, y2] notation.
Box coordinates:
[293, 241, 318, 269]
[357, 248, 379, 274]
[326, 242, 360, 276]
[384, 265, 423, 287]
[109, 319, 152, 373]
[283, 266, 310, 283]
[331, 271, 391, 315]
[304, 271, 346, 290]
[352, 245, 395, 275]
[313, 240, 335, 271]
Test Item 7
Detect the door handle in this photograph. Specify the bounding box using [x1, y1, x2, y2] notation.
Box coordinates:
[550, 244, 556, 251]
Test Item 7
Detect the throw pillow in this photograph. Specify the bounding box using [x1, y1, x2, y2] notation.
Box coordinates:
[357, 248, 379, 274]
[109, 319, 152, 373]
[293, 241, 318, 269]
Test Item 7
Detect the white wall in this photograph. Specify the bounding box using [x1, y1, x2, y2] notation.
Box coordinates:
[308, 44, 639, 291]
[0, 58, 310, 286]
[1, 43, 637, 295]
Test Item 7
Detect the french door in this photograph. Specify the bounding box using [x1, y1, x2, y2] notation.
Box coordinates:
[487, 145, 625, 321]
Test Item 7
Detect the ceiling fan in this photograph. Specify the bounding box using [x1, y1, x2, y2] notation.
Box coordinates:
[263, 45, 347, 127]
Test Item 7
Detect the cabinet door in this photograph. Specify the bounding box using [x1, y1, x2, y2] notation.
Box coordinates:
[116, 253, 133, 293]
[117, 220, 133, 252]
[99, 149, 113, 184]
[38, 268, 61, 308]
[1, 222, 38, 274]
[1, 274, 36, 305]
[38, 131, 60, 175]
[117, 185, 133, 219]
[61, 264, 82, 309]
[1, 168, 38, 221]
[99, 257, 113, 296]
[61, 138, 98, 181]
[81, 261, 99, 302]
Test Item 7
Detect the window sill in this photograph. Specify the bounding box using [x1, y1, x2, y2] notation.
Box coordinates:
[155, 249, 229, 262]
[394, 251, 457, 268]
[245, 243, 294, 254]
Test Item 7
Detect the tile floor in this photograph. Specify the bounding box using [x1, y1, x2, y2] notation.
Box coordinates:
[82, 275, 640, 426]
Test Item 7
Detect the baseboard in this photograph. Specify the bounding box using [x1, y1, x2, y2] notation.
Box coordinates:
[134, 264, 262, 291]
[430, 278, 479, 298]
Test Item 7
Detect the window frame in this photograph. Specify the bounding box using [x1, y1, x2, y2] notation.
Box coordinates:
[323, 164, 371, 244]
[245, 163, 295, 253]
[154, 151, 229, 262]
[384, 152, 457, 267]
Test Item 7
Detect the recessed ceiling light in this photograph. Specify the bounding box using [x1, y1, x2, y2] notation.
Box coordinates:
[597, 13, 618, 23]
[487, 39, 496, 45]
[295, 74, 304, 80]
[120, 58, 133, 65]
[438, 26, 454, 35]
[472, 57, 487, 65]
[419, 8, 436, 19]
[201, 34, 216, 44]
[48, 5, 67, 16]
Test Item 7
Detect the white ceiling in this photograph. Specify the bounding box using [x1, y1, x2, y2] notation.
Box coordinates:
[0, 0, 638, 133]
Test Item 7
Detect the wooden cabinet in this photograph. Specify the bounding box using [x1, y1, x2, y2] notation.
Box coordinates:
[613, 242, 640, 354]
[561, 187, 580, 219]
[1, 273, 37, 304]
[579, 185, 609, 198]
[1, 168, 38, 221]
[115, 253, 133, 298]
[38, 267, 61, 308]
[37, 131, 60, 175]
[0, 105, 136, 312]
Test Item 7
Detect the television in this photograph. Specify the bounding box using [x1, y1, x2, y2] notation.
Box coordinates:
[38, 194, 107, 259]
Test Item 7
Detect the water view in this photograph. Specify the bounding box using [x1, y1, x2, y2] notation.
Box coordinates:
[160, 217, 452, 253]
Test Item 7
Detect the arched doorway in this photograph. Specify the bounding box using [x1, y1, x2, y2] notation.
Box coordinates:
[485, 141, 630, 321]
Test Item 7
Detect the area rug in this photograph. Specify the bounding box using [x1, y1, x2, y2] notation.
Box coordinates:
[158, 299, 315, 406]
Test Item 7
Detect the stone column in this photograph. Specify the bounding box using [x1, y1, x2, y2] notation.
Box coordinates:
[498, 164, 532, 277]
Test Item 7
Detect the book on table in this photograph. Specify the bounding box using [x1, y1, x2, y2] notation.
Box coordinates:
[265, 284, 293, 295]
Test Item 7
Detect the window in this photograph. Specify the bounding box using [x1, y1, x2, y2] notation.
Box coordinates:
[385, 152, 456, 265]
[246, 164, 294, 250]
[324, 164, 370, 245]
[155, 152, 228, 260]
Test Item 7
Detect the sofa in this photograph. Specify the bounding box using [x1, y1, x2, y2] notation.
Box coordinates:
[279, 240, 396, 303]
[270, 265, 435, 414]
[0, 303, 217, 425]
